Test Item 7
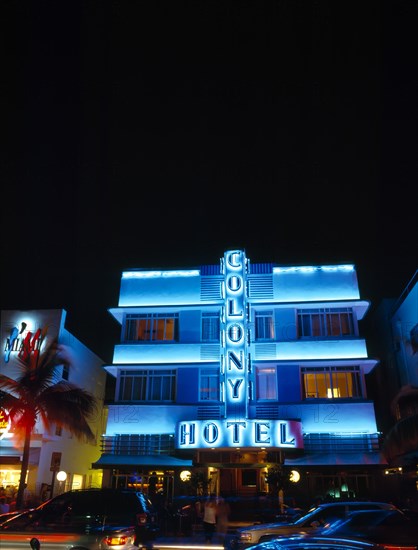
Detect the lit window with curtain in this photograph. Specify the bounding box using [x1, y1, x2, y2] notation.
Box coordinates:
[118, 369, 176, 401]
[297, 308, 355, 338]
[256, 366, 277, 400]
[202, 312, 220, 342]
[302, 366, 362, 399]
[124, 313, 179, 342]
[255, 310, 275, 340]
[200, 368, 220, 401]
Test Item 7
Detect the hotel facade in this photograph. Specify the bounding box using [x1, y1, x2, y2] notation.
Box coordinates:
[94, 249, 390, 505]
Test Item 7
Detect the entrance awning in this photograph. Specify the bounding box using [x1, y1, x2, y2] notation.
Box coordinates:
[0, 447, 40, 465]
[92, 454, 193, 469]
[285, 452, 388, 466]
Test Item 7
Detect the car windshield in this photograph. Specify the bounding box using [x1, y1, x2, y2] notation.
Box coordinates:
[292, 505, 338, 526]
[324, 509, 411, 533]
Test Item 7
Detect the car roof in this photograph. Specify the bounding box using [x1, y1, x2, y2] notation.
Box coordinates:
[236, 501, 398, 532]
[322, 508, 414, 532]
[247, 534, 385, 549]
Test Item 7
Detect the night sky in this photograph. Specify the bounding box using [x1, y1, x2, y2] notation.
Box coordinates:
[2, 1, 417, 362]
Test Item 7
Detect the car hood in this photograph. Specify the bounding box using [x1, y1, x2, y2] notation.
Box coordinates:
[238, 521, 296, 533]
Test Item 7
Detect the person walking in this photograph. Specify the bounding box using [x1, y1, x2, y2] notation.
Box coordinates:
[203, 494, 217, 543]
[0, 496, 10, 513]
[216, 496, 230, 542]
[148, 472, 158, 500]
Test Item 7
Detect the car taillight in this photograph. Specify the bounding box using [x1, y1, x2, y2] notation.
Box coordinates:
[136, 512, 147, 525]
[104, 535, 131, 546]
[383, 546, 417, 550]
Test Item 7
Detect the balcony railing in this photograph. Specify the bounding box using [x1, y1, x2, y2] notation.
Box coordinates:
[100, 433, 175, 455]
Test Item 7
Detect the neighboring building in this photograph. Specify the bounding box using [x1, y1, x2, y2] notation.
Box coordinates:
[95, 249, 387, 506]
[366, 270, 418, 504]
[0, 309, 107, 504]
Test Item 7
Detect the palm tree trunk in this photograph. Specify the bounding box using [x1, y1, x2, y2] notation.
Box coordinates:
[16, 424, 32, 510]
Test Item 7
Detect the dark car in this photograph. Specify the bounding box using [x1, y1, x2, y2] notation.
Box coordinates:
[0, 488, 159, 550]
[229, 501, 399, 550]
[244, 535, 387, 550]
[317, 509, 418, 548]
[0, 510, 22, 526]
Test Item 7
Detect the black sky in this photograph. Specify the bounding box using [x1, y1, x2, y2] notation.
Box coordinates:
[2, 1, 417, 362]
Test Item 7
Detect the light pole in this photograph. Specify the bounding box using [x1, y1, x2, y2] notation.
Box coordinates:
[56, 471, 67, 495]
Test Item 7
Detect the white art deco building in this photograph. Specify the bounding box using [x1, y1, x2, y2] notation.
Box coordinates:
[1, 309, 107, 504]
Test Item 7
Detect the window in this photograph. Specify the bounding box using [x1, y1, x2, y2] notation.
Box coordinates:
[302, 366, 362, 399]
[256, 366, 277, 399]
[62, 364, 69, 380]
[202, 313, 220, 342]
[118, 369, 176, 401]
[297, 308, 355, 338]
[200, 368, 220, 400]
[124, 314, 179, 342]
[241, 469, 257, 487]
[255, 310, 274, 340]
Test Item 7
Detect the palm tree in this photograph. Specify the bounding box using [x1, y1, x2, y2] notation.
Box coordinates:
[0, 337, 98, 510]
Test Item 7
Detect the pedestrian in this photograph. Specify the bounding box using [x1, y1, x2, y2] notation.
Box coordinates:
[203, 494, 217, 543]
[148, 472, 158, 500]
[216, 496, 230, 542]
[23, 484, 31, 508]
[0, 496, 10, 513]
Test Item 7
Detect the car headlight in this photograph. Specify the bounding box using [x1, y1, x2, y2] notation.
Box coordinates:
[239, 532, 253, 543]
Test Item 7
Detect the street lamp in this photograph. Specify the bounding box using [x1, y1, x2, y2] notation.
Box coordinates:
[56, 471, 67, 494]
[180, 470, 191, 482]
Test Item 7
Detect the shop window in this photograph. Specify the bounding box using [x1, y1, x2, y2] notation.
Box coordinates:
[242, 469, 257, 487]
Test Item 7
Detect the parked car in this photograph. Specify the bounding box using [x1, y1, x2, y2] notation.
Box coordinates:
[169, 494, 304, 534]
[316, 508, 418, 549]
[228, 500, 400, 550]
[244, 535, 387, 550]
[0, 488, 159, 550]
[0, 510, 22, 526]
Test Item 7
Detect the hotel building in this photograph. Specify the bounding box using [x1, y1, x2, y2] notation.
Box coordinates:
[94, 249, 389, 505]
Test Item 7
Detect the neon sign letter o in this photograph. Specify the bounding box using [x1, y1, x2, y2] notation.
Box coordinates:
[228, 324, 243, 343]
[227, 252, 241, 268]
[227, 275, 242, 292]
[203, 423, 219, 444]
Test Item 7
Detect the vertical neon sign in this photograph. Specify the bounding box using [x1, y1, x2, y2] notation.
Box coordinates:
[222, 250, 248, 420]
[175, 249, 304, 450]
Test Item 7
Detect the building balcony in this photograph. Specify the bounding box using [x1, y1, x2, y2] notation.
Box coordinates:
[109, 339, 372, 371]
